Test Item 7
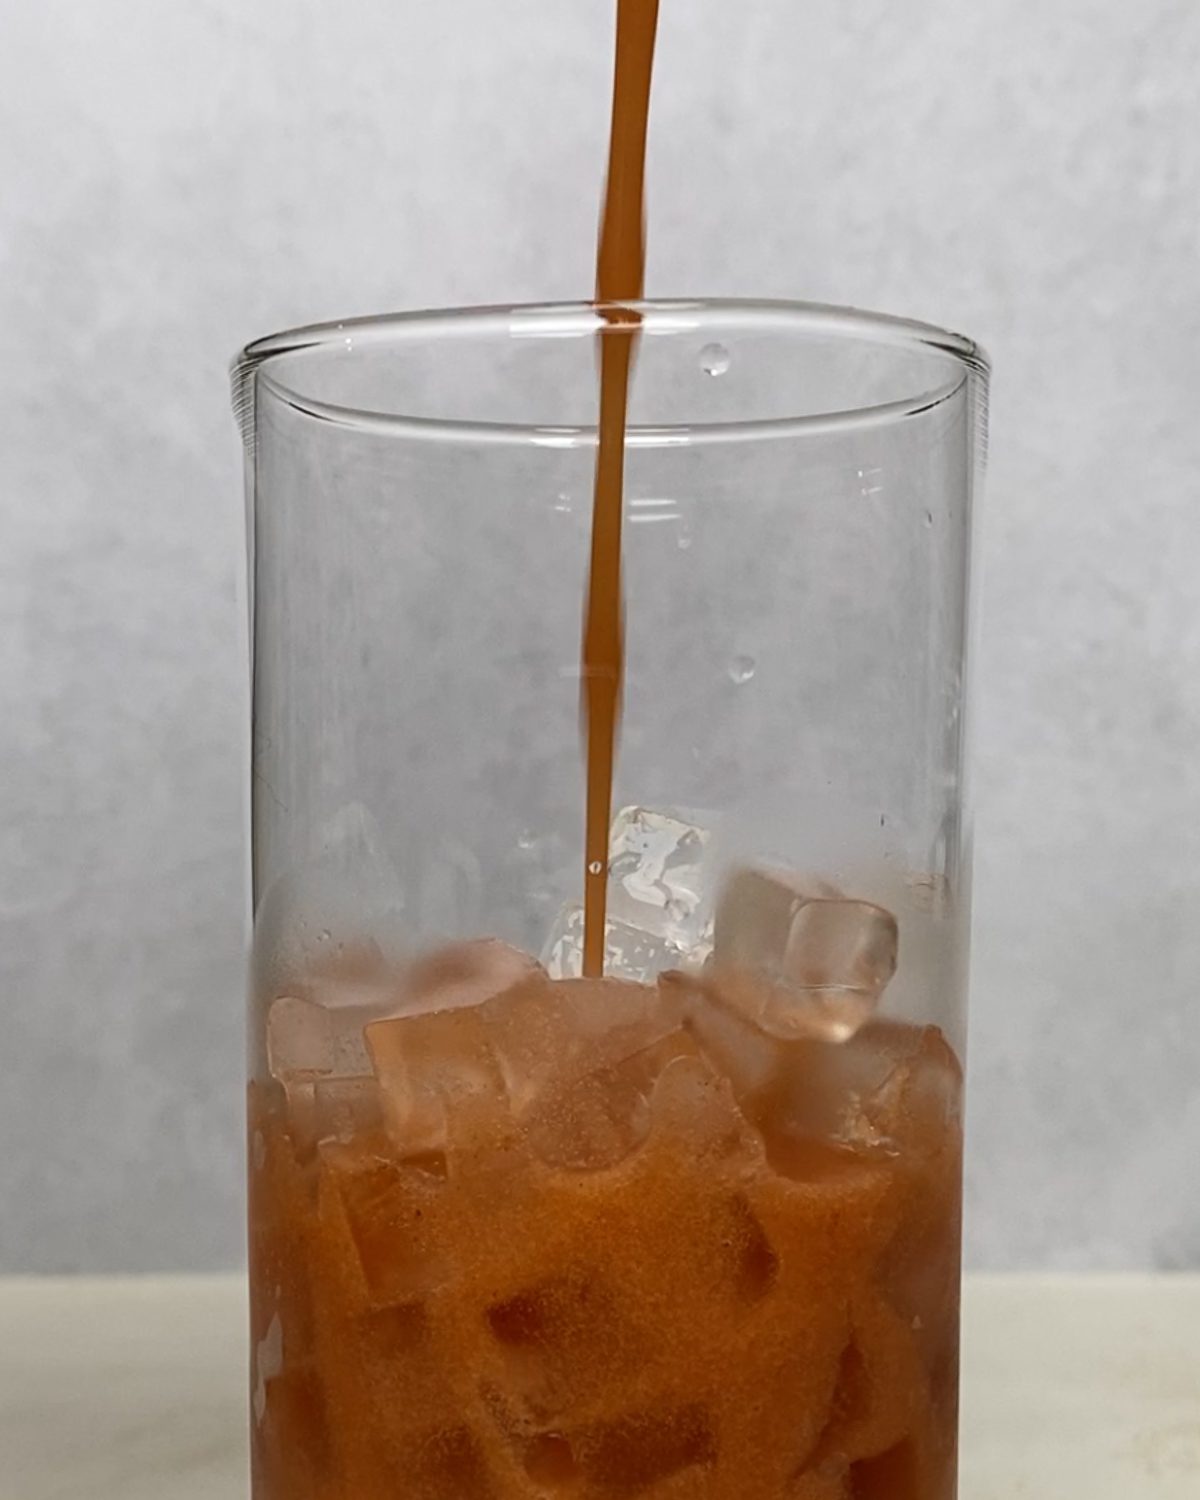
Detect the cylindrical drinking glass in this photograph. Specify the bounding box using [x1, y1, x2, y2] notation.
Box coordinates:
[233, 300, 988, 1500]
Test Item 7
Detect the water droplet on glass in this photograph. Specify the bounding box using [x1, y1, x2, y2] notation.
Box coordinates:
[317, 928, 331, 944]
[729, 654, 757, 685]
[517, 830, 537, 851]
[924, 510, 934, 527]
[553, 493, 572, 515]
[699, 342, 731, 377]
[677, 533, 693, 551]
[588, 860, 604, 877]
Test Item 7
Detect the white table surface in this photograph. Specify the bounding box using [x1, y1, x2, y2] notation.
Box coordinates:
[0, 1274, 1196, 1499]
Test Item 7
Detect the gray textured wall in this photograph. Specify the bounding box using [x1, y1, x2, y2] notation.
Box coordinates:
[2, 0, 1198, 1272]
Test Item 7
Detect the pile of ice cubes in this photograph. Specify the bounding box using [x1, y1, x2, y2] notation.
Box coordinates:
[263, 804, 903, 1164]
[543, 805, 897, 1043]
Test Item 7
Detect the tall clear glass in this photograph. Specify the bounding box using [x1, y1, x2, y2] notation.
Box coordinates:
[233, 300, 988, 1500]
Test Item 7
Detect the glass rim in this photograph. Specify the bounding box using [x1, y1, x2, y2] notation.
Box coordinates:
[232, 297, 990, 448]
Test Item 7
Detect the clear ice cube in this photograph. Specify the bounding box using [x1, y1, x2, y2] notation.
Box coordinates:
[320, 1144, 450, 1305]
[520, 1062, 655, 1172]
[713, 867, 898, 1043]
[365, 940, 537, 1155]
[852, 1022, 964, 1148]
[542, 902, 688, 982]
[266, 993, 375, 1081]
[648, 1048, 764, 1168]
[310, 1076, 383, 1142]
[670, 973, 784, 1106]
[754, 1018, 961, 1162]
[485, 1273, 629, 1427]
[521, 1026, 691, 1172]
[266, 965, 394, 1153]
[286, 1080, 384, 1158]
[515, 975, 682, 1081]
[607, 806, 714, 951]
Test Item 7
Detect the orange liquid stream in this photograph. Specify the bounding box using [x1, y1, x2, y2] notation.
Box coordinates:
[581, 0, 661, 977]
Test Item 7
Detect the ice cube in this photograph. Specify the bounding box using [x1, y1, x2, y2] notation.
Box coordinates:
[485, 1272, 632, 1426]
[785, 899, 897, 998]
[761, 1019, 960, 1166]
[312, 1076, 383, 1140]
[521, 1064, 652, 1172]
[676, 975, 784, 1103]
[368, 965, 682, 1167]
[851, 1023, 963, 1151]
[810, 1296, 925, 1475]
[713, 868, 898, 1043]
[521, 1029, 692, 1172]
[284, 1075, 385, 1159]
[266, 994, 374, 1081]
[542, 902, 688, 982]
[679, 977, 948, 1165]
[364, 940, 543, 1156]
[485, 1274, 598, 1348]
[494, 977, 684, 1109]
[319, 1143, 450, 1305]
[366, 1001, 506, 1158]
[266, 992, 380, 1152]
[607, 807, 714, 950]
[648, 1049, 764, 1168]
